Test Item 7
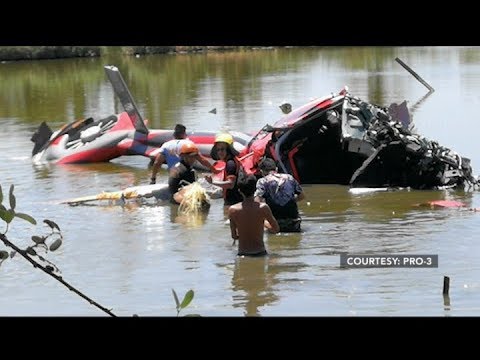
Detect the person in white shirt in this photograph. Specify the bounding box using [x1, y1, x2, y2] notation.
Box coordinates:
[150, 124, 215, 184]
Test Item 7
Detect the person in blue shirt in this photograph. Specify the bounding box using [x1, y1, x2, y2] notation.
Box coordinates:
[150, 124, 214, 184]
[254, 157, 305, 232]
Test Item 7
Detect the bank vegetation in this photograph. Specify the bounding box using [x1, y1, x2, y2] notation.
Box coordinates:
[0, 46, 266, 61]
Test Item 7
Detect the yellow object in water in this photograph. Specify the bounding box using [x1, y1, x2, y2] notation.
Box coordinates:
[96, 190, 138, 200]
[178, 182, 210, 215]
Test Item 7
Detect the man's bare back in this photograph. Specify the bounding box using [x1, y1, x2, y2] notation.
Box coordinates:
[228, 197, 279, 256]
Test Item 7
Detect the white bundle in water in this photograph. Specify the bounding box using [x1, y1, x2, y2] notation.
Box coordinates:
[197, 177, 223, 199]
[178, 182, 211, 215]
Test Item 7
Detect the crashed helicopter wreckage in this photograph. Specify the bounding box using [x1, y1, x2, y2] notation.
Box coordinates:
[241, 87, 478, 190]
[30, 65, 249, 166]
[31, 63, 479, 190]
[241, 58, 478, 190]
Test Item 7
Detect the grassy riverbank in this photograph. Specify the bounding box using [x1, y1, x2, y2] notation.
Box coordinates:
[0, 46, 253, 61]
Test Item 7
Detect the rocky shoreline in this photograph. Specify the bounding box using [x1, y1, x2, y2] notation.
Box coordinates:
[0, 46, 268, 61]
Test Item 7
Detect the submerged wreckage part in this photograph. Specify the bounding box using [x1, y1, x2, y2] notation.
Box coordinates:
[60, 179, 223, 205]
[104, 65, 149, 135]
[60, 183, 171, 204]
[395, 57, 435, 93]
[342, 95, 478, 189]
[344, 95, 477, 189]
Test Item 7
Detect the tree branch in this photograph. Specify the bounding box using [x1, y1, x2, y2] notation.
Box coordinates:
[0, 233, 116, 317]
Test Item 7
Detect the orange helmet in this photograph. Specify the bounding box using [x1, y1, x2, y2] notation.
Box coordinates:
[180, 142, 199, 155]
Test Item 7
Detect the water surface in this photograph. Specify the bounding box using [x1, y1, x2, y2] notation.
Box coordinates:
[1, 47, 479, 316]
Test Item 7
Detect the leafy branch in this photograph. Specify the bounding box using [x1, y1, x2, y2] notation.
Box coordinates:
[0, 184, 116, 317]
[172, 289, 198, 316]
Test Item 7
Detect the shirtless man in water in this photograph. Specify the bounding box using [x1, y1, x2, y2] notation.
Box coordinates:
[228, 175, 280, 257]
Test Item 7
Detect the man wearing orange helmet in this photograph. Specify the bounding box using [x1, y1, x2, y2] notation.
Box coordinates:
[150, 124, 216, 185]
[168, 142, 201, 204]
